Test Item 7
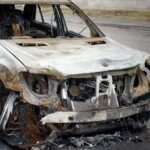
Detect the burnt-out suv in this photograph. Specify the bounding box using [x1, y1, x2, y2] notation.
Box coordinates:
[0, 0, 150, 148]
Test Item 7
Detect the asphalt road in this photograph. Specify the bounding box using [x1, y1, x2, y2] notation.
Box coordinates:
[63, 14, 150, 53]
[99, 25, 150, 53]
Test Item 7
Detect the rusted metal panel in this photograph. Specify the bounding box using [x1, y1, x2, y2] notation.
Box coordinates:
[0, 45, 26, 91]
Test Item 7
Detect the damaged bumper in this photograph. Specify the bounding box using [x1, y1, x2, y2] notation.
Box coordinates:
[19, 69, 150, 126]
[41, 99, 150, 124]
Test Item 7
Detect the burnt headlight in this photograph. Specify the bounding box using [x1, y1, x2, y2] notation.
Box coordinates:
[24, 73, 49, 95]
[20, 73, 59, 106]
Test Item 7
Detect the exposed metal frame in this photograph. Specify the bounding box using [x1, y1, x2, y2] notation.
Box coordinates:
[41, 99, 150, 124]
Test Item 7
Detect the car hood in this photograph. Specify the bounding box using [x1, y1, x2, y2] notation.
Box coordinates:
[0, 37, 149, 79]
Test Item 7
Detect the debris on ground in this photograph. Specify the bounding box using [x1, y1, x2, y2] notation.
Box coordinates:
[31, 131, 145, 149]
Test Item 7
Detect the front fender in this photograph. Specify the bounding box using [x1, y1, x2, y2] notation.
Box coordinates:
[0, 44, 26, 91]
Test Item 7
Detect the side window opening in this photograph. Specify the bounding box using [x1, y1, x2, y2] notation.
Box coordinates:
[35, 5, 60, 37]
[36, 5, 57, 27]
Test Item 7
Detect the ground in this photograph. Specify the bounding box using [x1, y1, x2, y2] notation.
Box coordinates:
[100, 25, 150, 53]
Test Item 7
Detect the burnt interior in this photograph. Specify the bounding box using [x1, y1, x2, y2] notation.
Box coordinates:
[0, 4, 103, 40]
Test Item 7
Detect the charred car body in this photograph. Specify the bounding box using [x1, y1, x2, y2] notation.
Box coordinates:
[0, 0, 150, 148]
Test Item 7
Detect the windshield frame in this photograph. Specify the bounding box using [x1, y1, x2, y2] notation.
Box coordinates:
[0, 2, 105, 39]
[68, 3, 105, 37]
[36, 3, 105, 38]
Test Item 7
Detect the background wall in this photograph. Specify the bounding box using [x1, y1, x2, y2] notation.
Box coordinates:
[72, 0, 150, 11]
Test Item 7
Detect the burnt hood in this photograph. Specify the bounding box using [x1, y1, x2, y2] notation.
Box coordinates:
[0, 37, 149, 79]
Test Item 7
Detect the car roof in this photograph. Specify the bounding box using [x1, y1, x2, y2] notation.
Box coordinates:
[0, 0, 71, 4]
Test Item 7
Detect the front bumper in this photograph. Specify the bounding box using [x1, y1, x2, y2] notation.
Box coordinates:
[41, 99, 150, 124]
